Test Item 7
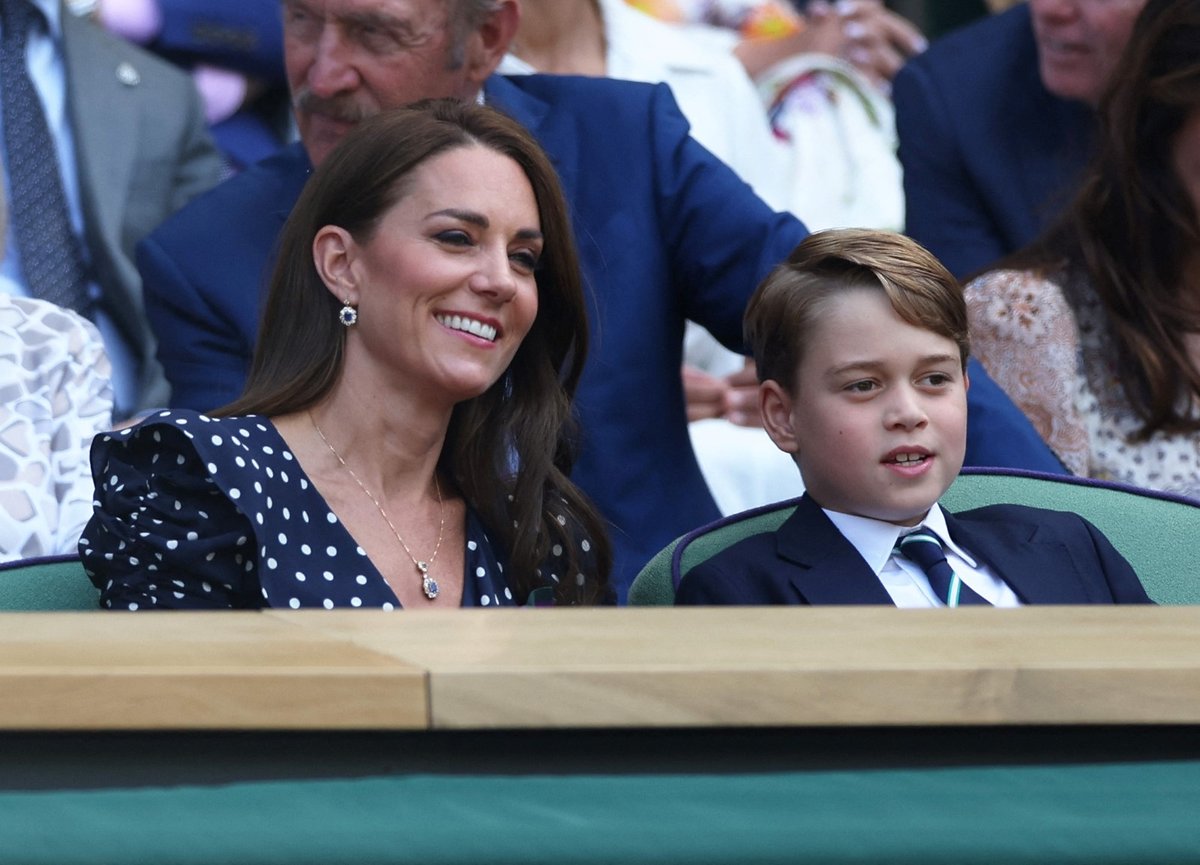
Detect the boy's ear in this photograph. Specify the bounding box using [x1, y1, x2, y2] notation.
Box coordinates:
[963, 365, 971, 393]
[313, 225, 359, 306]
[760, 380, 800, 454]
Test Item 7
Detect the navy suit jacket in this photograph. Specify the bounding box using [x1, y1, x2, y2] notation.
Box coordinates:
[675, 494, 1151, 606]
[893, 4, 1095, 279]
[138, 73, 1063, 596]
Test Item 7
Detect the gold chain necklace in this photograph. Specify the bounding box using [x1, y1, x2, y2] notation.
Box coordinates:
[309, 412, 445, 600]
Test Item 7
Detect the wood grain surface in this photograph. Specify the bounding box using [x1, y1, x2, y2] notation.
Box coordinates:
[2, 607, 1197, 729]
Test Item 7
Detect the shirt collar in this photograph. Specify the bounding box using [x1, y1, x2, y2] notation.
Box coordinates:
[822, 503, 979, 576]
[31, 0, 63, 37]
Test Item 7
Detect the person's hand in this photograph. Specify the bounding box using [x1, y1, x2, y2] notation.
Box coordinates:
[683, 364, 729, 423]
[723, 360, 764, 428]
[682, 361, 765, 427]
[808, 0, 927, 87]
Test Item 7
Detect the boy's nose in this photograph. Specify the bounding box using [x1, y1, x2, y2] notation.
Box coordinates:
[885, 387, 929, 430]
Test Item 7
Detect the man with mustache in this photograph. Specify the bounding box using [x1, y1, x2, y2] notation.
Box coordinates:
[137, 0, 1064, 597]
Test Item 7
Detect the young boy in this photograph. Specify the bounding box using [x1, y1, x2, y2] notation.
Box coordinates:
[675, 229, 1151, 606]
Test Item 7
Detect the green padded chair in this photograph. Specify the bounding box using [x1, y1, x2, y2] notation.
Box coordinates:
[0, 554, 100, 611]
[627, 469, 1200, 606]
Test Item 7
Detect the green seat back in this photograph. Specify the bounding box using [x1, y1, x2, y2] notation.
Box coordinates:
[0, 555, 100, 611]
[627, 470, 1200, 605]
[627, 501, 799, 605]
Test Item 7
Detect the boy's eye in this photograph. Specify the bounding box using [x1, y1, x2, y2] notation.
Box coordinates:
[845, 380, 877, 394]
[921, 372, 953, 387]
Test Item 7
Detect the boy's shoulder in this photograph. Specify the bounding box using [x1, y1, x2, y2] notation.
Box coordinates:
[948, 502, 1091, 534]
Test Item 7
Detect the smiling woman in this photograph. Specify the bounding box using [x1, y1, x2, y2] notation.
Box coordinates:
[81, 100, 612, 610]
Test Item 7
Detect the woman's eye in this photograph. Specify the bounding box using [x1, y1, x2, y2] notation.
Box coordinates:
[510, 250, 540, 272]
[435, 230, 472, 246]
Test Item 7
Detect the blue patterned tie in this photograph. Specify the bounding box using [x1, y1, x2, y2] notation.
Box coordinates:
[896, 530, 990, 606]
[1, 0, 90, 312]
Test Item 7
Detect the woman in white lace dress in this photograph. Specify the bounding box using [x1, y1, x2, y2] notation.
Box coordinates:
[964, 0, 1200, 498]
[0, 295, 113, 560]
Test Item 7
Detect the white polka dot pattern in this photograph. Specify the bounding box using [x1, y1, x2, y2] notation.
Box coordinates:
[81, 410, 585, 609]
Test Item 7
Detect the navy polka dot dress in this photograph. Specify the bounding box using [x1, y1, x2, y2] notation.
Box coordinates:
[82, 410, 569, 609]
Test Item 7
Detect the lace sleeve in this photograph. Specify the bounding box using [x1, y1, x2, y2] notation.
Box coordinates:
[964, 270, 1091, 476]
[81, 419, 260, 610]
[47, 314, 113, 554]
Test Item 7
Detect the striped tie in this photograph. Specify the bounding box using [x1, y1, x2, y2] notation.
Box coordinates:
[896, 530, 990, 607]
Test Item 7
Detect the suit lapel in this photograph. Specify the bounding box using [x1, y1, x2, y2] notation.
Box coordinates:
[62, 10, 137, 258]
[484, 75, 580, 203]
[775, 496, 895, 605]
[945, 510, 1090, 604]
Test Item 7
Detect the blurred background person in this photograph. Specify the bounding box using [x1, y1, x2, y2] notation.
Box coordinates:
[0, 0, 222, 418]
[894, 0, 1147, 279]
[630, 0, 925, 88]
[91, 0, 291, 174]
[0, 182, 113, 562]
[965, 0, 1200, 498]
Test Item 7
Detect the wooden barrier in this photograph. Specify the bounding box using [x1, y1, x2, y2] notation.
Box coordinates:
[2, 606, 1198, 730]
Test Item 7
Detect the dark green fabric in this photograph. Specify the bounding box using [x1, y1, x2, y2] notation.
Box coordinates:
[2, 761, 1199, 863]
[627, 539, 679, 605]
[0, 556, 99, 610]
[627, 507, 796, 606]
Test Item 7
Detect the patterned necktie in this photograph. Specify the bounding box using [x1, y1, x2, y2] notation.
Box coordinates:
[896, 530, 991, 607]
[1, 0, 90, 312]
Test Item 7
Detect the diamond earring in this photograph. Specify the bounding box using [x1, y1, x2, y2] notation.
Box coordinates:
[338, 301, 357, 327]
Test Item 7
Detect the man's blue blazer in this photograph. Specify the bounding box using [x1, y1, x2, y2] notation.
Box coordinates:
[138, 73, 1064, 596]
[675, 494, 1151, 605]
[893, 4, 1095, 279]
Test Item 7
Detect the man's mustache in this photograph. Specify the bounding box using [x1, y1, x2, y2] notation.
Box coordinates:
[293, 90, 373, 124]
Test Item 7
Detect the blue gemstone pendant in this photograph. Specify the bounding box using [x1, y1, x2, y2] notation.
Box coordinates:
[419, 562, 438, 599]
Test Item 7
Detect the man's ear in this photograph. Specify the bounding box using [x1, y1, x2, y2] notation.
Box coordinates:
[462, 1, 519, 86]
[313, 225, 358, 306]
[760, 380, 800, 455]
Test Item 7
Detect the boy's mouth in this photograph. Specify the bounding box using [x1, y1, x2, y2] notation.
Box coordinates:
[882, 447, 933, 466]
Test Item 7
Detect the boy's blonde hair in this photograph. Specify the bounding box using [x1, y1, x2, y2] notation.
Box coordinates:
[745, 229, 969, 391]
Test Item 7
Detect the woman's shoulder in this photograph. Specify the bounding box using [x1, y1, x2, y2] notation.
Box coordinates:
[110, 411, 278, 454]
[964, 267, 1069, 300]
[96, 410, 296, 492]
[963, 267, 1078, 342]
